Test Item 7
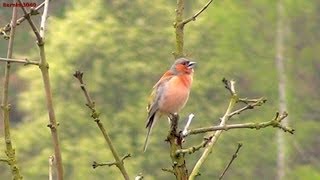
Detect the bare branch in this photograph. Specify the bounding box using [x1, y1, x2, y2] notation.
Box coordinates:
[0, 57, 39, 65]
[92, 154, 131, 169]
[187, 112, 294, 135]
[219, 143, 243, 180]
[272, 112, 294, 133]
[181, 0, 214, 26]
[92, 161, 116, 168]
[73, 71, 94, 107]
[228, 97, 267, 118]
[176, 136, 212, 155]
[238, 97, 266, 104]
[0, 1, 49, 38]
[74, 71, 130, 180]
[189, 79, 293, 179]
[17, 0, 42, 44]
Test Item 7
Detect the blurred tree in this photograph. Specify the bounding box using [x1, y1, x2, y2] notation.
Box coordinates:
[275, 0, 288, 179]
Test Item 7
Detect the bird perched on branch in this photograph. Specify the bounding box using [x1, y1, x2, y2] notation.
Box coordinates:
[143, 58, 196, 152]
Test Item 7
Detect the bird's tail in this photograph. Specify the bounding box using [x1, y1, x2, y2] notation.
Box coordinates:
[143, 112, 157, 152]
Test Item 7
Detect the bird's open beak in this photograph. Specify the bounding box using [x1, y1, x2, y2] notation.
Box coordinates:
[187, 61, 196, 69]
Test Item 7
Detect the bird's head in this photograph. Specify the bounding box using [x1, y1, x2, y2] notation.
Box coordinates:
[170, 58, 196, 75]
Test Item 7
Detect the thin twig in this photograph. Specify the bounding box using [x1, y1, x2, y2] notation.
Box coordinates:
[219, 143, 243, 180]
[74, 71, 130, 180]
[176, 136, 212, 155]
[238, 97, 265, 104]
[92, 161, 114, 168]
[228, 97, 267, 118]
[181, 0, 214, 26]
[92, 151, 130, 169]
[0, 57, 39, 65]
[1, 2, 23, 179]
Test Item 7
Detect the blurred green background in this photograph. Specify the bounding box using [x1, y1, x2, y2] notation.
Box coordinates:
[0, 0, 319, 179]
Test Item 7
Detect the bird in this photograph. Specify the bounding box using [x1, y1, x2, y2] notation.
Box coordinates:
[143, 58, 196, 152]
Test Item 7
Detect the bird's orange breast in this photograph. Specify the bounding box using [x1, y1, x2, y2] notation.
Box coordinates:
[158, 74, 193, 114]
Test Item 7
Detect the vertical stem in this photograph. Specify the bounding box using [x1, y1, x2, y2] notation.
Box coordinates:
[1, 2, 23, 179]
[38, 44, 64, 180]
[170, 1, 190, 179]
[174, 0, 185, 58]
[38, 0, 64, 179]
[167, 115, 188, 180]
[275, 0, 288, 179]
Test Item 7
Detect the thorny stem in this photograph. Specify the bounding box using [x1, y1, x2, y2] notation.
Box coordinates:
[1, 2, 23, 179]
[74, 71, 130, 180]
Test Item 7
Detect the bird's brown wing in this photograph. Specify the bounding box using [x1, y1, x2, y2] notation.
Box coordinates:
[146, 71, 174, 126]
[143, 72, 175, 152]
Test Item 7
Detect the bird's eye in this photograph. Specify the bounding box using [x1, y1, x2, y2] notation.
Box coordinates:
[182, 61, 189, 65]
